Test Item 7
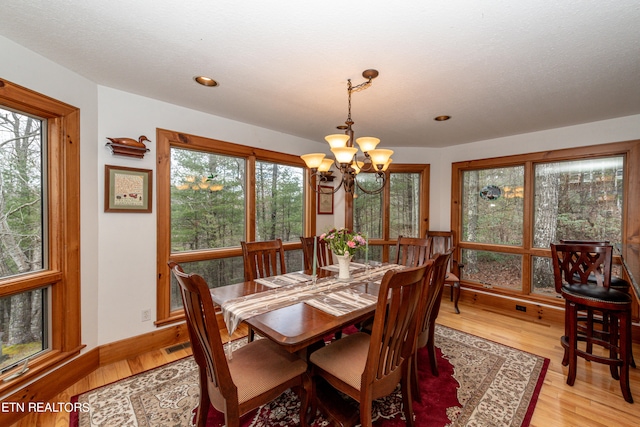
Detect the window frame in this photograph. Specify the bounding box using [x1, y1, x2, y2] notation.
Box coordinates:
[0, 79, 81, 393]
[346, 163, 430, 262]
[156, 129, 313, 324]
[451, 140, 640, 307]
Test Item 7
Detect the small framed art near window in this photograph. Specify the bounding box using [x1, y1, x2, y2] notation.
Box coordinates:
[105, 165, 153, 213]
[317, 185, 334, 215]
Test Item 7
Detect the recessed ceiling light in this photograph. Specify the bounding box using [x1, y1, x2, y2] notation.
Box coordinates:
[434, 115, 451, 121]
[194, 76, 219, 87]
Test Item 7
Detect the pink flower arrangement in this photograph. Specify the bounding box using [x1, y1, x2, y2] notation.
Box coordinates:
[320, 227, 367, 256]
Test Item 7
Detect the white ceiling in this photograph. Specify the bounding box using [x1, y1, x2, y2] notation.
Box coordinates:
[1, 0, 639, 148]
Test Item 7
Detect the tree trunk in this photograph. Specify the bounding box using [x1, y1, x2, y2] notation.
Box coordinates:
[533, 163, 560, 289]
[465, 170, 479, 274]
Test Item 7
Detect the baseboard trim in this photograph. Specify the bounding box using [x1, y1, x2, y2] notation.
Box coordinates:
[98, 323, 189, 365]
[459, 287, 640, 343]
[0, 322, 189, 426]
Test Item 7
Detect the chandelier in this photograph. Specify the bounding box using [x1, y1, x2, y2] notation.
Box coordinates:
[301, 69, 393, 195]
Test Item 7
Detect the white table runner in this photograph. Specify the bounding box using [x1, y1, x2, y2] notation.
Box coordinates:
[220, 263, 404, 336]
[254, 271, 313, 288]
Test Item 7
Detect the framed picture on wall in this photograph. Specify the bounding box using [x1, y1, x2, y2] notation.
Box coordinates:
[317, 185, 334, 215]
[105, 165, 153, 213]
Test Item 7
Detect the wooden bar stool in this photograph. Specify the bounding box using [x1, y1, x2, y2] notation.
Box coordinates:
[559, 240, 635, 368]
[551, 243, 634, 403]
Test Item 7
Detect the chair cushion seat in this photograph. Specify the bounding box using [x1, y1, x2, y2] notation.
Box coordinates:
[561, 283, 632, 305]
[309, 332, 370, 390]
[572, 273, 630, 291]
[444, 273, 459, 283]
[228, 338, 307, 405]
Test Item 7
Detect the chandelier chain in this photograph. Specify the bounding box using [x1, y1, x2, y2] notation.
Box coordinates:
[345, 77, 373, 123]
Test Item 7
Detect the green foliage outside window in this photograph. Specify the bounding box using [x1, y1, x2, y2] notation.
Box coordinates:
[0, 107, 47, 371]
[171, 148, 246, 251]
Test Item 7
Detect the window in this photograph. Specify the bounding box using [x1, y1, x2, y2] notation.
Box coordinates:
[157, 130, 309, 322]
[452, 141, 640, 304]
[350, 165, 429, 263]
[0, 79, 80, 392]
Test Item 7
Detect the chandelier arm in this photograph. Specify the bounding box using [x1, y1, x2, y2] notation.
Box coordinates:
[354, 172, 387, 195]
[308, 171, 344, 194]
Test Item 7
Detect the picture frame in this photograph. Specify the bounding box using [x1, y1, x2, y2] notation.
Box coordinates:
[317, 185, 334, 215]
[104, 165, 153, 213]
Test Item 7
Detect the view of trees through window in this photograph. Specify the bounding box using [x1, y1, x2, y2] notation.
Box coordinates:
[354, 170, 425, 263]
[171, 148, 246, 252]
[0, 107, 47, 371]
[255, 161, 304, 243]
[461, 166, 524, 290]
[168, 145, 305, 311]
[459, 156, 624, 297]
[531, 157, 623, 295]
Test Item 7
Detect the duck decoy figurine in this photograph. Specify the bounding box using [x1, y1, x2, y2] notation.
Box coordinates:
[105, 135, 151, 158]
[106, 135, 151, 148]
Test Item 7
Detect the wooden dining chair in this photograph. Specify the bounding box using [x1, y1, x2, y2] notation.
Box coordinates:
[550, 243, 633, 403]
[241, 238, 286, 281]
[308, 262, 433, 427]
[394, 235, 432, 267]
[300, 236, 334, 271]
[358, 236, 433, 338]
[426, 230, 462, 314]
[411, 250, 453, 401]
[168, 262, 311, 427]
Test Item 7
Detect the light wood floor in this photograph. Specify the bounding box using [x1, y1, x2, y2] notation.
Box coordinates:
[11, 299, 640, 427]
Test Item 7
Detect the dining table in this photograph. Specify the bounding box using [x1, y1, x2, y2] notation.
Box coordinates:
[209, 262, 405, 355]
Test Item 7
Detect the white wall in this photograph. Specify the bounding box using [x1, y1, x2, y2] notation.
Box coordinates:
[2, 34, 639, 351]
[0, 35, 101, 350]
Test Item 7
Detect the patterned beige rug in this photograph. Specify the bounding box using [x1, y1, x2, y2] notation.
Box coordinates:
[71, 325, 548, 427]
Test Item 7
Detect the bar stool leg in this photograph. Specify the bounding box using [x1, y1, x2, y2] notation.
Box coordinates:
[610, 315, 620, 380]
[619, 311, 633, 403]
[562, 301, 570, 367]
[567, 301, 578, 386]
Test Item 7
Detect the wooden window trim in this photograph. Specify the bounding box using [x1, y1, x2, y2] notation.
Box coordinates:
[451, 139, 640, 307]
[0, 79, 81, 394]
[347, 163, 430, 262]
[156, 129, 310, 324]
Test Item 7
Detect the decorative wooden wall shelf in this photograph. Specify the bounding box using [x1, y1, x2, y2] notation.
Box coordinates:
[106, 135, 151, 159]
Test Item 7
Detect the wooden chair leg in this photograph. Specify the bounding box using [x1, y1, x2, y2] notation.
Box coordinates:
[401, 374, 415, 427]
[411, 356, 421, 403]
[360, 399, 373, 427]
[427, 322, 439, 376]
[297, 374, 311, 427]
[309, 371, 317, 425]
[452, 282, 460, 314]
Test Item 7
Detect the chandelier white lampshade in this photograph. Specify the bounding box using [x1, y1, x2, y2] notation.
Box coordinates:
[325, 134, 351, 148]
[300, 153, 326, 169]
[331, 146, 359, 164]
[300, 69, 392, 195]
[318, 158, 334, 172]
[355, 137, 380, 153]
[368, 149, 394, 168]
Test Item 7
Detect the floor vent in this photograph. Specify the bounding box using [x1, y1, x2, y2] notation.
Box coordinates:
[165, 341, 191, 354]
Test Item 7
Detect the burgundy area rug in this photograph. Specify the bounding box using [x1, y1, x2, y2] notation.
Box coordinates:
[70, 325, 548, 427]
